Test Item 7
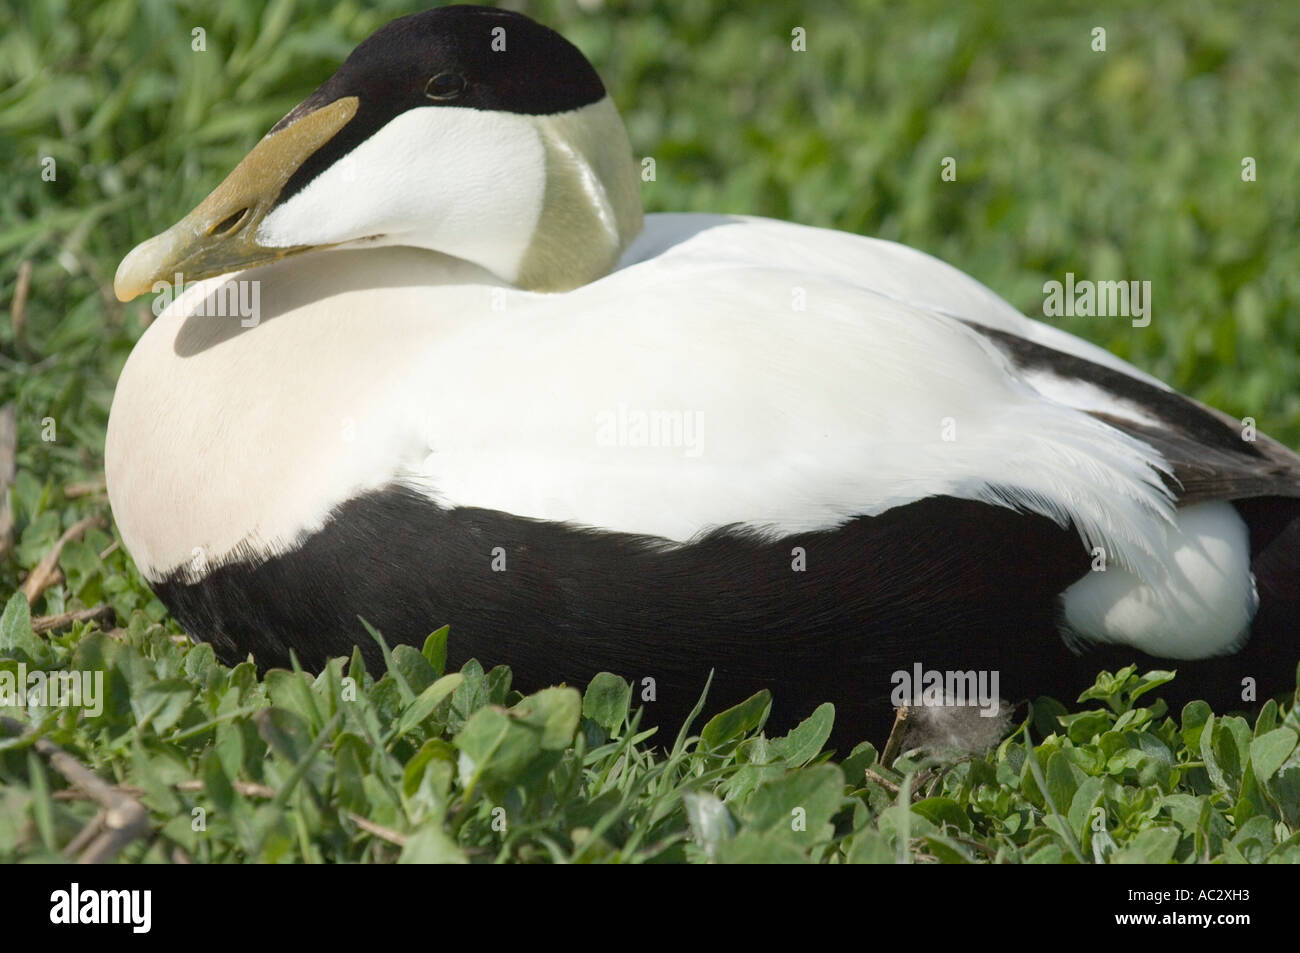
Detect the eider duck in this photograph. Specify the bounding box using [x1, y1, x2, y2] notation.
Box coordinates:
[107, 5, 1300, 747]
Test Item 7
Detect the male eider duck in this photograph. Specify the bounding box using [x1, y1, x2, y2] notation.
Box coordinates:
[108, 5, 1299, 747]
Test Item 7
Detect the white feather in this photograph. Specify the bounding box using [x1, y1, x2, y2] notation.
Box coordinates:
[1061, 501, 1257, 658]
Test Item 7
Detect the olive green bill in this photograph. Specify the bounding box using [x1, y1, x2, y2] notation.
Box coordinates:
[114, 97, 359, 302]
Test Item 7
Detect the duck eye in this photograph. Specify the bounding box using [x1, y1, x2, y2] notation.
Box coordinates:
[425, 72, 466, 101]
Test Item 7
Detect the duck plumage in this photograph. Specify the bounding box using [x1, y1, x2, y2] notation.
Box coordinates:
[106, 6, 1300, 747]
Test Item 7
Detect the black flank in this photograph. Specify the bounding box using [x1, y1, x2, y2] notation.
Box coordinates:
[153, 486, 1299, 751]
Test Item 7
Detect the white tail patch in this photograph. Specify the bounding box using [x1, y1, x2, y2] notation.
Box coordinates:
[1060, 502, 1257, 659]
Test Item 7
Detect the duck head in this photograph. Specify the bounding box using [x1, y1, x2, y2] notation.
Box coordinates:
[114, 4, 644, 300]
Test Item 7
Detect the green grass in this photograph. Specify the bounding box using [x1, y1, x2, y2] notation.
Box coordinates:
[2, 0, 1299, 862]
[3, 595, 1299, 862]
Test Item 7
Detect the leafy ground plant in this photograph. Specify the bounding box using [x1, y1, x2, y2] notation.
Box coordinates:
[2, 594, 1297, 863]
[3, 0, 1300, 864]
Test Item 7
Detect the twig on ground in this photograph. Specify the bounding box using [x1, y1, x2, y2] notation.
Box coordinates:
[31, 604, 115, 634]
[880, 705, 912, 768]
[863, 767, 901, 795]
[62, 810, 106, 858]
[20, 514, 103, 604]
[176, 779, 277, 799]
[56, 779, 278, 802]
[345, 812, 409, 847]
[65, 477, 107, 499]
[0, 715, 150, 863]
[950, 834, 999, 860]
